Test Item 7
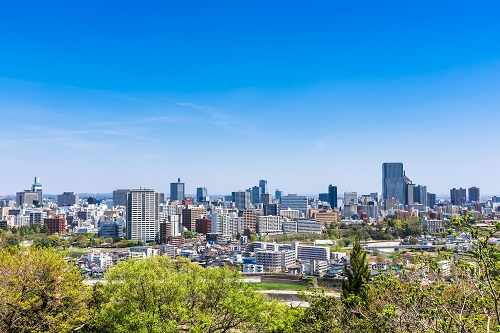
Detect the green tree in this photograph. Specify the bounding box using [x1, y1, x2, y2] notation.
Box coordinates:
[295, 295, 342, 333]
[90, 256, 292, 333]
[0, 247, 90, 332]
[40, 224, 49, 234]
[342, 235, 370, 306]
[6, 236, 19, 247]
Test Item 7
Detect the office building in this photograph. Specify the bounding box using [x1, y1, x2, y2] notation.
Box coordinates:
[113, 189, 130, 207]
[344, 192, 357, 205]
[275, 189, 283, 201]
[126, 188, 160, 243]
[263, 202, 279, 216]
[233, 191, 251, 211]
[450, 188, 467, 206]
[158, 193, 166, 204]
[280, 194, 308, 215]
[405, 183, 415, 206]
[413, 185, 427, 206]
[328, 185, 338, 208]
[16, 191, 39, 206]
[251, 186, 261, 204]
[98, 221, 119, 239]
[259, 180, 268, 195]
[261, 193, 273, 205]
[318, 193, 328, 202]
[297, 219, 322, 234]
[468, 187, 480, 203]
[427, 193, 436, 209]
[382, 162, 406, 207]
[170, 178, 185, 201]
[58, 192, 79, 206]
[31, 177, 43, 203]
[196, 187, 208, 203]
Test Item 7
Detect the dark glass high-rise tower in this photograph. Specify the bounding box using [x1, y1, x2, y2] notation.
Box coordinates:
[468, 186, 480, 203]
[170, 178, 185, 201]
[382, 163, 405, 206]
[328, 185, 338, 208]
[196, 187, 208, 202]
[450, 188, 466, 206]
[259, 180, 268, 194]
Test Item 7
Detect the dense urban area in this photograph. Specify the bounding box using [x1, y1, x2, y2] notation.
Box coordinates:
[1, 163, 499, 332]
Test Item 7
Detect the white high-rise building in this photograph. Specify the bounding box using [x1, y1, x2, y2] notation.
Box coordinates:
[126, 188, 159, 243]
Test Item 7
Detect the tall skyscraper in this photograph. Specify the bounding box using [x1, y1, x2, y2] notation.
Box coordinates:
[468, 186, 480, 203]
[413, 185, 427, 206]
[126, 188, 159, 242]
[382, 162, 406, 206]
[275, 189, 283, 201]
[427, 193, 436, 209]
[113, 189, 130, 207]
[328, 185, 338, 209]
[170, 178, 185, 201]
[406, 183, 415, 206]
[259, 180, 268, 194]
[233, 191, 251, 211]
[251, 186, 261, 204]
[450, 188, 467, 206]
[31, 177, 43, 203]
[196, 187, 208, 202]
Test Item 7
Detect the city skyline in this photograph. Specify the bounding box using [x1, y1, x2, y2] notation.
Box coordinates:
[1, 2, 499, 195]
[0, 172, 494, 199]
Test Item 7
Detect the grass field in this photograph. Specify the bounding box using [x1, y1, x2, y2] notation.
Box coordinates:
[248, 282, 311, 291]
[56, 248, 91, 256]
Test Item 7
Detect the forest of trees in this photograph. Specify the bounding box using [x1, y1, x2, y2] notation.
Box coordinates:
[0, 214, 499, 332]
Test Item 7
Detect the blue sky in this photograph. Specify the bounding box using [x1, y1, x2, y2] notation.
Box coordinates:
[1, 1, 499, 196]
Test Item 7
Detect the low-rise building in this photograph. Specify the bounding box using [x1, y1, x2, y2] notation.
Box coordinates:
[256, 250, 296, 272]
[242, 263, 264, 273]
[127, 246, 160, 259]
[297, 219, 322, 234]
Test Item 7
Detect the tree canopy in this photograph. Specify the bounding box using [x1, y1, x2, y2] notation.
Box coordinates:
[89, 256, 293, 333]
[0, 247, 90, 333]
